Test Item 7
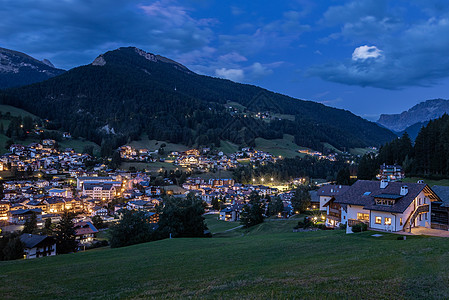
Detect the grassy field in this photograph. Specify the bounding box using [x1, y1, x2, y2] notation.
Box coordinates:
[1, 222, 448, 299]
[403, 177, 449, 187]
[120, 161, 186, 172]
[255, 134, 306, 158]
[218, 140, 239, 154]
[128, 135, 189, 153]
[204, 214, 240, 234]
[58, 139, 100, 156]
[0, 105, 38, 119]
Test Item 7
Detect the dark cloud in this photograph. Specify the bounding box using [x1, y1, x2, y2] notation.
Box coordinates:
[310, 1, 449, 89]
[0, 0, 215, 69]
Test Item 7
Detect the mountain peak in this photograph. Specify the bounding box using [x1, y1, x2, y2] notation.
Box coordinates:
[0, 47, 65, 89]
[378, 98, 449, 132]
[91, 46, 191, 73]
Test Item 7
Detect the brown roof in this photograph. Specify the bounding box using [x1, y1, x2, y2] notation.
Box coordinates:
[334, 180, 431, 213]
[317, 184, 350, 197]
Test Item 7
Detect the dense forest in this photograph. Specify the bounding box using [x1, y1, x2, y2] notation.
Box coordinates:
[358, 114, 449, 179]
[233, 156, 348, 183]
[0, 47, 396, 154]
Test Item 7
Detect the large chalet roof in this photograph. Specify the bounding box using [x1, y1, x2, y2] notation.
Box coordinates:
[20, 234, 54, 249]
[334, 180, 437, 213]
[74, 221, 99, 236]
[317, 184, 350, 197]
[431, 185, 449, 207]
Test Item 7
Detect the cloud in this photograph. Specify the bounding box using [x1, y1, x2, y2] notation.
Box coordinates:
[352, 45, 382, 61]
[310, 1, 449, 89]
[249, 62, 273, 78]
[0, 0, 216, 69]
[215, 68, 245, 82]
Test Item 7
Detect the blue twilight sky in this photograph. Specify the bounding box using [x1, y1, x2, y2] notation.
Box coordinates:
[2, 0, 449, 120]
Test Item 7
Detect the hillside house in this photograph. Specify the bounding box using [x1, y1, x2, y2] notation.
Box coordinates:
[328, 180, 440, 232]
[74, 221, 99, 244]
[20, 234, 56, 259]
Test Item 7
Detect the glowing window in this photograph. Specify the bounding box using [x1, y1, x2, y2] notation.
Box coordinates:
[375, 216, 382, 224]
[385, 217, 392, 225]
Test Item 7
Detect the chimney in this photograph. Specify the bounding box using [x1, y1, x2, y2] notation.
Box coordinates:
[380, 180, 388, 189]
[400, 186, 408, 196]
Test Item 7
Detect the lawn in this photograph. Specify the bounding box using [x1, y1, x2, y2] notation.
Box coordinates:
[255, 134, 306, 158]
[403, 177, 449, 187]
[2, 219, 449, 299]
[128, 134, 189, 153]
[204, 214, 240, 234]
[58, 139, 100, 156]
[0, 104, 38, 119]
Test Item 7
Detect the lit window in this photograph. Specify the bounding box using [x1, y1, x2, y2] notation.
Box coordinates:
[385, 217, 392, 225]
[375, 216, 382, 224]
[357, 213, 369, 221]
[400, 217, 403, 226]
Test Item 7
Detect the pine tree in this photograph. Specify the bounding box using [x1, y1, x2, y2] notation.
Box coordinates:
[55, 211, 77, 254]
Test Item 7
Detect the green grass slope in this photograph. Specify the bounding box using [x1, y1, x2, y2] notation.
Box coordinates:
[1, 225, 448, 299]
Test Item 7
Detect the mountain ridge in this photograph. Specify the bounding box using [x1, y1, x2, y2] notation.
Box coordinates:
[1, 46, 396, 152]
[377, 98, 449, 132]
[0, 47, 65, 89]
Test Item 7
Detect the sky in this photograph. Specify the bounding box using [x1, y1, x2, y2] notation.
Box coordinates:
[2, 0, 449, 121]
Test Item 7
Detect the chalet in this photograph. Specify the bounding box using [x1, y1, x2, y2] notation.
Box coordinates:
[317, 184, 350, 211]
[20, 234, 56, 259]
[429, 185, 449, 230]
[92, 206, 108, 217]
[49, 188, 73, 198]
[328, 180, 440, 232]
[10, 209, 43, 225]
[74, 221, 99, 244]
[377, 164, 405, 182]
[219, 203, 243, 221]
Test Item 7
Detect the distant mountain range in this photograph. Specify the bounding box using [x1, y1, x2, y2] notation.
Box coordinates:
[378, 99, 449, 133]
[0, 47, 65, 89]
[0, 46, 396, 151]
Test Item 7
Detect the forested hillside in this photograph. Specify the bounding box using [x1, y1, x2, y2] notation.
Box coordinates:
[359, 114, 449, 178]
[1, 47, 395, 153]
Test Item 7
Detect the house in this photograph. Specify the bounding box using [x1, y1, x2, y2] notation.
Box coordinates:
[309, 190, 320, 210]
[0, 200, 11, 221]
[329, 180, 440, 232]
[92, 206, 108, 217]
[317, 184, 350, 211]
[20, 234, 56, 259]
[377, 164, 405, 182]
[219, 203, 243, 221]
[10, 209, 43, 225]
[429, 185, 449, 230]
[49, 188, 73, 198]
[74, 221, 99, 244]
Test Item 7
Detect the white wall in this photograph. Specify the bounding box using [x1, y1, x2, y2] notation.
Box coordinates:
[346, 205, 370, 222]
[319, 196, 331, 211]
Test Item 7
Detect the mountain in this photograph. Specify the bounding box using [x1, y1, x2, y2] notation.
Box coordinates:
[377, 99, 449, 132]
[1, 47, 396, 151]
[400, 121, 429, 141]
[0, 47, 65, 89]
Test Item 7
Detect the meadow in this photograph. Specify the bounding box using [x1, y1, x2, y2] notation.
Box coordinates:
[1, 218, 448, 299]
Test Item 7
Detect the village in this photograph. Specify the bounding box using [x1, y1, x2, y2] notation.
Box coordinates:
[0, 140, 314, 259]
[3, 138, 449, 260]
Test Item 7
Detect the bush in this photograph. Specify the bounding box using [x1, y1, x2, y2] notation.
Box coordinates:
[339, 223, 347, 230]
[352, 222, 368, 232]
